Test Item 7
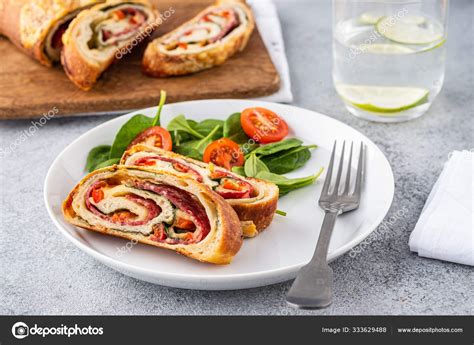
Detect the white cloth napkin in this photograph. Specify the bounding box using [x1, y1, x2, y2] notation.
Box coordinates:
[409, 150, 474, 266]
[248, 0, 293, 103]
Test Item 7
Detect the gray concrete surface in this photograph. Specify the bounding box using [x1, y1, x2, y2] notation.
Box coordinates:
[0, 0, 472, 315]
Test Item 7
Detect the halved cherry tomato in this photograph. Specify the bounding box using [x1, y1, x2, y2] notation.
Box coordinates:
[127, 126, 173, 151]
[241, 107, 289, 143]
[203, 138, 244, 170]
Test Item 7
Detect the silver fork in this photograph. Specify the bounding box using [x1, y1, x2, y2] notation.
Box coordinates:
[286, 140, 365, 309]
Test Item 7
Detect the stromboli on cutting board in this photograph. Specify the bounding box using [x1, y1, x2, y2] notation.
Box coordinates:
[0, 0, 103, 66]
[61, 0, 158, 90]
[62, 165, 243, 264]
[121, 145, 279, 237]
[142, 0, 255, 77]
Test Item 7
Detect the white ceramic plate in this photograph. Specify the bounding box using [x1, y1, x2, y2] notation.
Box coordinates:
[44, 100, 394, 290]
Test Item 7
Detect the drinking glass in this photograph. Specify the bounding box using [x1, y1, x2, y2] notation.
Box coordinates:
[333, 0, 449, 122]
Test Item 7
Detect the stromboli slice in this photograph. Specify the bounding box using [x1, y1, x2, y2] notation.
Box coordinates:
[0, 0, 102, 66]
[142, 0, 255, 77]
[61, 0, 158, 90]
[121, 145, 279, 234]
[62, 166, 243, 264]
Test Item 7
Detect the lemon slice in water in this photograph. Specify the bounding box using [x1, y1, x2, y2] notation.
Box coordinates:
[336, 84, 429, 114]
[376, 16, 443, 44]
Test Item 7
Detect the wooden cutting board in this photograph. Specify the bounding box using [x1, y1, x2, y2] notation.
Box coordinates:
[0, 0, 280, 120]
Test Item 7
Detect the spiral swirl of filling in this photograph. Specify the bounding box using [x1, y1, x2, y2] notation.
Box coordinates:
[160, 5, 248, 54]
[82, 179, 210, 245]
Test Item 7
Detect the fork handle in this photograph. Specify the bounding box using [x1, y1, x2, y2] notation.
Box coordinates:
[286, 210, 339, 309]
[310, 210, 339, 266]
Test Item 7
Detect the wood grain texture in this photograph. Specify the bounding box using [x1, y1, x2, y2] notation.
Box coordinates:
[0, 0, 280, 120]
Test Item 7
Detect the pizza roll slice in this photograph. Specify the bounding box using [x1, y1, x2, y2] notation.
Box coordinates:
[0, 0, 102, 66]
[142, 0, 255, 77]
[63, 165, 243, 264]
[121, 145, 279, 236]
[61, 0, 158, 90]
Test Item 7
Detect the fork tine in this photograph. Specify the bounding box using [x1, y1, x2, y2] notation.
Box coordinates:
[321, 141, 337, 196]
[333, 141, 346, 195]
[353, 142, 365, 196]
[343, 142, 354, 195]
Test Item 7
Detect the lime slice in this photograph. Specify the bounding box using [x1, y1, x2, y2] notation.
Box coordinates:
[356, 43, 415, 54]
[359, 14, 425, 26]
[401, 15, 426, 25]
[376, 16, 443, 44]
[336, 84, 429, 113]
[359, 12, 382, 25]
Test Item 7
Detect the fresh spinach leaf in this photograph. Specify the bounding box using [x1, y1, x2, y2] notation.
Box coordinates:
[256, 168, 324, 196]
[195, 125, 221, 155]
[244, 153, 269, 177]
[240, 142, 259, 155]
[275, 210, 287, 216]
[194, 119, 224, 139]
[231, 166, 246, 176]
[94, 157, 120, 170]
[151, 90, 166, 127]
[187, 119, 198, 127]
[262, 145, 316, 174]
[174, 145, 202, 160]
[167, 115, 204, 139]
[229, 131, 251, 145]
[223, 112, 251, 144]
[86, 145, 111, 172]
[171, 130, 180, 146]
[223, 112, 241, 137]
[173, 125, 220, 160]
[250, 138, 303, 157]
[109, 114, 153, 158]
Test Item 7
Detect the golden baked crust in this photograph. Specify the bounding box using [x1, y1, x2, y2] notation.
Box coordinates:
[61, 0, 158, 90]
[0, 0, 101, 66]
[62, 165, 243, 264]
[142, 0, 255, 77]
[121, 144, 279, 234]
[227, 176, 278, 231]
